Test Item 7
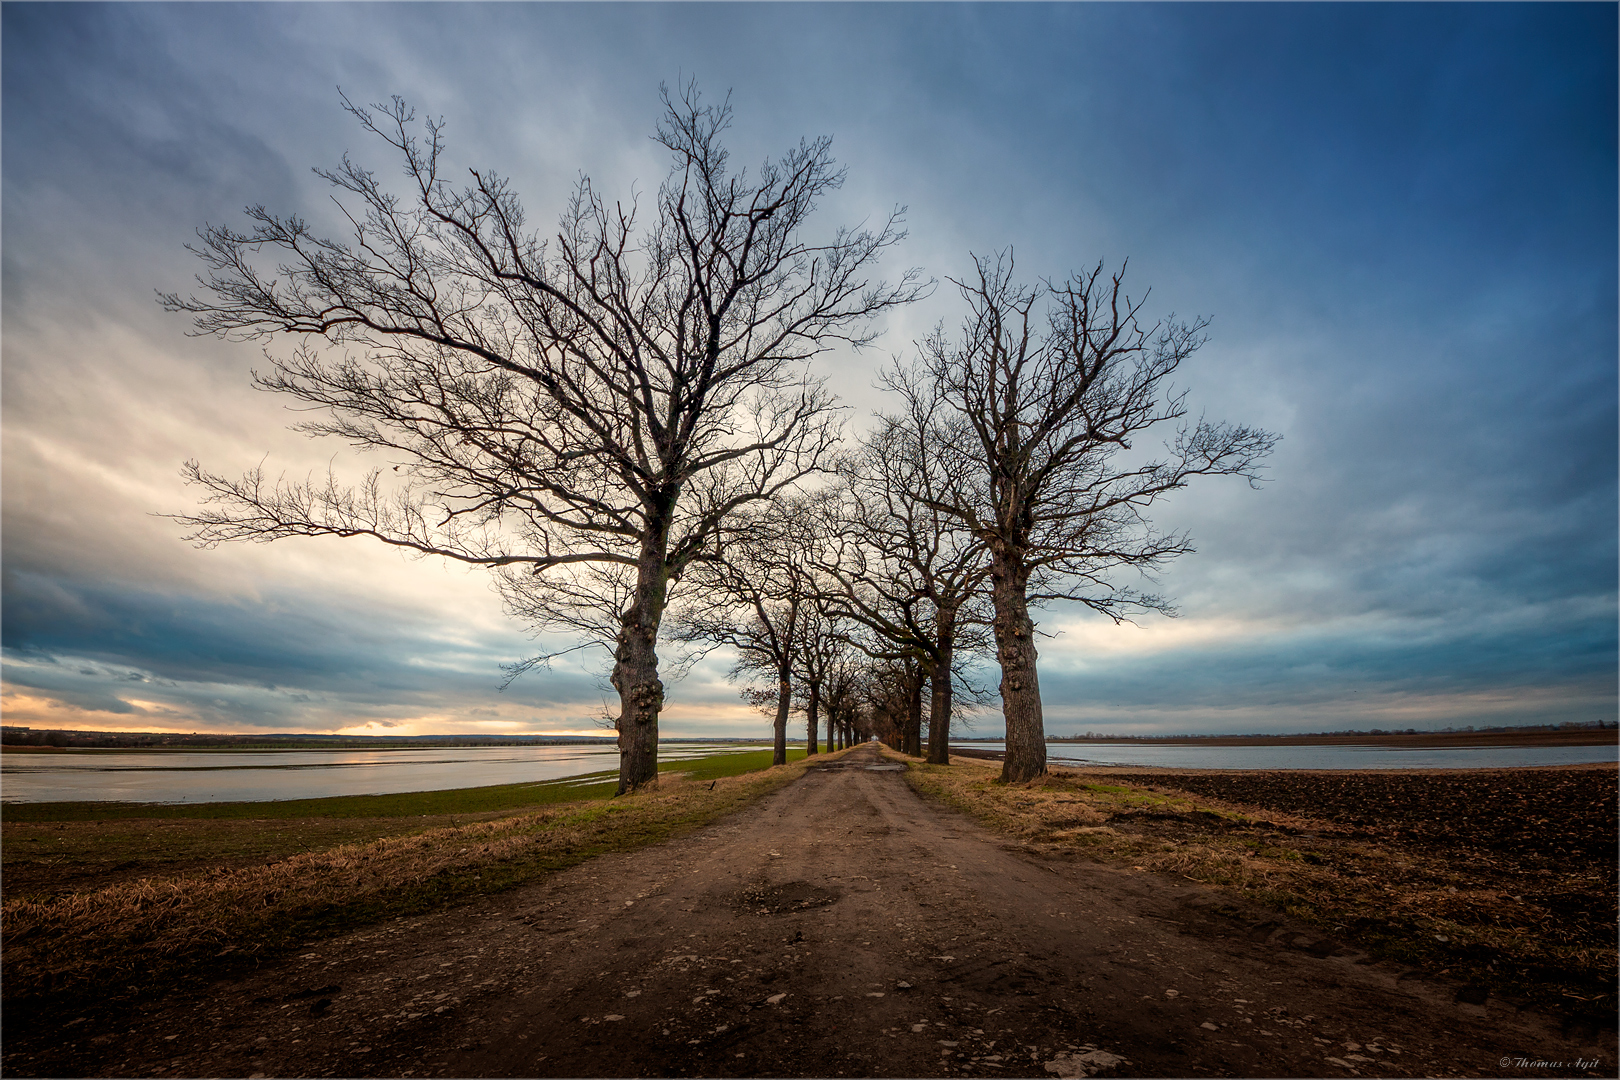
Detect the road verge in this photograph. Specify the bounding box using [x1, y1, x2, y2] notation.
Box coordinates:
[900, 751, 1616, 1024]
[3, 747, 846, 1014]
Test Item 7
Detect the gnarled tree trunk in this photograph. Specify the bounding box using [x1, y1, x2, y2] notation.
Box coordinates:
[991, 548, 1045, 783]
[772, 671, 792, 766]
[612, 622, 664, 793]
[926, 605, 957, 765]
[905, 663, 925, 757]
[806, 679, 820, 755]
[612, 517, 673, 794]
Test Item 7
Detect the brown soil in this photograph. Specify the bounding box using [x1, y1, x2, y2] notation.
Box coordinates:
[1041, 729, 1618, 749]
[1097, 766, 1616, 869]
[4, 743, 1614, 1079]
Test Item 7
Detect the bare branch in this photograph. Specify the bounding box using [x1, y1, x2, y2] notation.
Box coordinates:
[162, 85, 923, 791]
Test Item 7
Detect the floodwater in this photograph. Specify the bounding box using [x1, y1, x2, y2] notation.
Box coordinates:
[0, 742, 761, 805]
[5, 739, 1612, 806]
[961, 741, 1617, 771]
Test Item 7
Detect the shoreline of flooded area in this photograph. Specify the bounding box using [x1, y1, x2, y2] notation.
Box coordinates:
[4, 735, 1613, 805]
[0, 742, 759, 804]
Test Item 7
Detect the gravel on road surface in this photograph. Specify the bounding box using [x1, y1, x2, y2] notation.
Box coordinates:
[8, 743, 1612, 1079]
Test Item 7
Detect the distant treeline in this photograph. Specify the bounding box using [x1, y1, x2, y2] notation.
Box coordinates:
[0, 729, 756, 750]
[1042, 721, 1616, 743]
[5, 722, 1611, 750]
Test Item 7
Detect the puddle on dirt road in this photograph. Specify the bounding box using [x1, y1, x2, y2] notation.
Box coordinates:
[737, 880, 842, 915]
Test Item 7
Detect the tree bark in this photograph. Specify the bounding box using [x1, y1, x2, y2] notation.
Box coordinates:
[611, 606, 665, 794]
[926, 607, 956, 765]
[772, 672, 792, 766]
[806, 679, 820, 755]
[611, 515, 673, 795]
[990, 548, 1046, 783]
[905, 664, 925, 757]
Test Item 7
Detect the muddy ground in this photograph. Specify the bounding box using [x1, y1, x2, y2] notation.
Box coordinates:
[4, 743, 1614, 1079]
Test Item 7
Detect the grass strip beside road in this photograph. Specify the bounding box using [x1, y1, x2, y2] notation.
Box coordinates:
[2, 747, 826, 1012]
[2, 746, 799, 822]
[2, 750, 806, 895]
[902, 752, 1617, 1023]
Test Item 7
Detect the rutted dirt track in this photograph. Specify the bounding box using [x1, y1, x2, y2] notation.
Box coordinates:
[17, 744, 1613, 1078]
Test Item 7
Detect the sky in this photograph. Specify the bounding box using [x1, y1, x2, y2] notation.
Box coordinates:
[3, 3, 1615, 740]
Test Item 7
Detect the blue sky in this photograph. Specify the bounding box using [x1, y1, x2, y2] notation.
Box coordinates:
[3, 3, 1614, 738]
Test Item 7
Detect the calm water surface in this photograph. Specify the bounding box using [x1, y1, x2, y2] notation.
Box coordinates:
[962, 741, 1617, 771]
[6, 740, 1612, 806]
[0, 743, 761, 804]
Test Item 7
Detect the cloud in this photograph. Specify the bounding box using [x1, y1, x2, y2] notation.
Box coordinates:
[2, 4, 1613, 740]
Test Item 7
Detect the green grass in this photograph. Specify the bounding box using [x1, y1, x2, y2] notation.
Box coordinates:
[2, 747, 806, 823]
[1, 748, 810, 898]
[3, 745, 841, 1013]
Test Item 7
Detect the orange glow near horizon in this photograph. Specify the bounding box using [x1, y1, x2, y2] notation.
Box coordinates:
[0, 684, 609, 739]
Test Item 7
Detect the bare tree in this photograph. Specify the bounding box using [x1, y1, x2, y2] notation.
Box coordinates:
[903, 254, 1277, 782]
[859, 654, 926, 756]
[822, 408, 992, 764]
[819, 647, 868, 749]
[668, 498, 818, 766]
[161, 85, 924, 793]
[791, 602, 841, 755]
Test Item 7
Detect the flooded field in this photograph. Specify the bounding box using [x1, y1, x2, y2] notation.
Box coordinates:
[0, 742, 760, 804]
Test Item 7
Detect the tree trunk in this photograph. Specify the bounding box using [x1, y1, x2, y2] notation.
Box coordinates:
[926, 606, 956, 765]
[611, 511, 673, 795]
[905, 663, 924, 757]
[611, 601, 665, 793]
[772, 672, 791, 766]
[990, 547, 1046, 783]
[806, 678, 820, 755]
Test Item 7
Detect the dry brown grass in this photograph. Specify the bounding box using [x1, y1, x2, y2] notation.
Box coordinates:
[902, 753, 1617, 1017]
[2, 752, 833, 1008]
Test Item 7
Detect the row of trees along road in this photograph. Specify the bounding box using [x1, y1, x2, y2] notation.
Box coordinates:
[165, 86, 1275, 790]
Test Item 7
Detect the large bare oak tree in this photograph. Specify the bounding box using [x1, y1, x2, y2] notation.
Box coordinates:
[162, 86, 922, 793]
[903, 255, 1277, 782]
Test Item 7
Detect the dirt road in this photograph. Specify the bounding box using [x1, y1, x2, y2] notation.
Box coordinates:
[18, 744, 1612, 1078]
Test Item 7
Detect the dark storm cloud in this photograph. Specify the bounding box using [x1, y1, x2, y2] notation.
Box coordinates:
[1037, 604, 1616, 716]
[1, 567, 609, 730]
[5, 568, 447, 691]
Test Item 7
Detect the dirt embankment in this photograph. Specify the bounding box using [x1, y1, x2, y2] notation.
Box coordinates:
[3, 744, 1614, 1079]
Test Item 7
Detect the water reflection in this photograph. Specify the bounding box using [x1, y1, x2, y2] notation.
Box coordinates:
[5, 740, 1611, 806]
[0, 743, 762, 804]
